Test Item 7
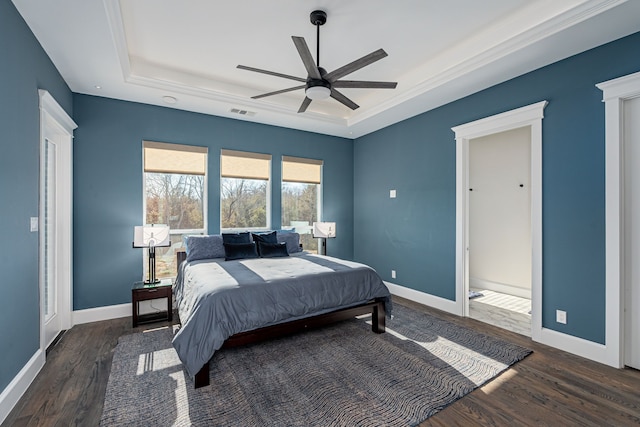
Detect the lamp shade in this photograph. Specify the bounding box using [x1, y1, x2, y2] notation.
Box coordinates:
[312, 222, 336, 238]
[133, 224, 171, 248]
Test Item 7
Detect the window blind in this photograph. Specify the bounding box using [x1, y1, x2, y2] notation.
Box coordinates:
[282, 156, 322, 184]
[221, 149, 271, 180]
[144, 141, 207, 175]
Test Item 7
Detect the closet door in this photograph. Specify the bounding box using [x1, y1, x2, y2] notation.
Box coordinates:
[41, 137, 61, 348]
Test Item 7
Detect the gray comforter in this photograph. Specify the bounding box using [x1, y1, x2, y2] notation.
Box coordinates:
[173, 252, 392, 377]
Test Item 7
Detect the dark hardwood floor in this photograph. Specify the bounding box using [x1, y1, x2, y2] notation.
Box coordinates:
[3, 297, 640, 426]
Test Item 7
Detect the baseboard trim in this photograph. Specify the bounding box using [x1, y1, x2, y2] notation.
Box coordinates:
[385, 282, 459, 315]
[470, 277, 531, 299]
[0, 349, 44, 425]
[385, 282, 615, 367]
[73, 303, 131, 325]
[538, 326, 614, 367]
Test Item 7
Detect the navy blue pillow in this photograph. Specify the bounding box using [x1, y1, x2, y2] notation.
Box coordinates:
[223, 242, 259, 261]
[252, 231, 278, 255]
[222, 232, 251, 244]
[258, 242, 289, 258]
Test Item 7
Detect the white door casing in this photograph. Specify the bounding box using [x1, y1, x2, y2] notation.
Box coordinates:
[452, 100, 546, 342]
[598, 71, 640, 368]
[39, 90, 76, 352]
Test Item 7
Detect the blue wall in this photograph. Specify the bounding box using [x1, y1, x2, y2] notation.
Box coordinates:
[0, 1, 72, 392]
[72, 95, 353, 310]
[354, 31, 640, 344]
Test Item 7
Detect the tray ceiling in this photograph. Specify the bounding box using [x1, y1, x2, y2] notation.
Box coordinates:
[12, 0, 640, 138]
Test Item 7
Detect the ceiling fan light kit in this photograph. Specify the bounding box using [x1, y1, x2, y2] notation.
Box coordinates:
[306, 80, 331, 100]
[237, 9, 397, 113]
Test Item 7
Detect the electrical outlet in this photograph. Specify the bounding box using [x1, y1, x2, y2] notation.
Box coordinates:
[390, 189, 396, 198]
[30, 217, 38, 232]
[391, 270, 396, 279]
[556, 309, 567, 324]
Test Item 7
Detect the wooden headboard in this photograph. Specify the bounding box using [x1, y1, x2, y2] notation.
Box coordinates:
[177, 250, 187, 266]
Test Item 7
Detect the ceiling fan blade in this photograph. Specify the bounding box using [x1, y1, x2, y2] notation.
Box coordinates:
[292, 36, 322, 80]
[324, 49, 388, 82]
[237, 65, 306, 83]
[332, 80, 397, 89]
[330, 89, 359, 110]
[298, 97, 312, 113]
[251, 85, 306, 100]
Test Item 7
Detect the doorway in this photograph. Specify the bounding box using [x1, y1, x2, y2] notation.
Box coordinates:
[467, 127, 532, 336]
[39, 90, 76, 351]
[452, 101, 547, 342]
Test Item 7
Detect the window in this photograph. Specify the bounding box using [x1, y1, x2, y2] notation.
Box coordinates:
[281, 156, 322, 253]
[143, 141, 207, 278]
[220, 149, 271, 230]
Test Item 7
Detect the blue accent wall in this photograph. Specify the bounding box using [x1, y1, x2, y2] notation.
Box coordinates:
[72, 95, 353, 310]
[354, 31, 640, 344]
[0, 1, 72, 392]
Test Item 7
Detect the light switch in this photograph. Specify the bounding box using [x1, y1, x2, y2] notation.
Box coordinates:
[30, 217, 39, 232]
[390, 189, 397, 198]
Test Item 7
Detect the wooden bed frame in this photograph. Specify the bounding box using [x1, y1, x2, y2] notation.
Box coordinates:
[175, 251, 387, 389]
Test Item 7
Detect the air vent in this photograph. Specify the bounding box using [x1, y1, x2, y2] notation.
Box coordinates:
[230, 108, 256, 117]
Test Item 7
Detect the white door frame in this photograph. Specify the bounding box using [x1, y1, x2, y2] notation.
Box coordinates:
[597, 71, 640, 368]
[452, 101, 547, 342]
[39, 90, 76, 352]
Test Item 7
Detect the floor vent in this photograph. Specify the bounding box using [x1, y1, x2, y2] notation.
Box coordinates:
[230, 108, 256, 117]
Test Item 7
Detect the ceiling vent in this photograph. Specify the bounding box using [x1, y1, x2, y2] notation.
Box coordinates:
[230, 108, 256, 117]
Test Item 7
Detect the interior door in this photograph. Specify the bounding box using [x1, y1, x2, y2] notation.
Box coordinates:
[42, 137, 61, 348]
[624, 96, 640, 369]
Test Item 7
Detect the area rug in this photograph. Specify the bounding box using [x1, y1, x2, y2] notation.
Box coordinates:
[100, 303, 531, 426]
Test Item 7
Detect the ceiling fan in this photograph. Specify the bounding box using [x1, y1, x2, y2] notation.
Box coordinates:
[237, 10, 397, 113]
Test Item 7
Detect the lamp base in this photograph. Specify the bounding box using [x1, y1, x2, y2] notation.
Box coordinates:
[143, 279, 161, 285]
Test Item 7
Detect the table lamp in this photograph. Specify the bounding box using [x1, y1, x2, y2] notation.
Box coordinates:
[133, 224, 171, 284]
[312, 222, 336, 256]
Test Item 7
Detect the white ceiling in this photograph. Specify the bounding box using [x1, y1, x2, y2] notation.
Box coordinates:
[12, 0, 640, 138]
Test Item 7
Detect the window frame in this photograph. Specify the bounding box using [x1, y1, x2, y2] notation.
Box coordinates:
[281, 155, 323, 252]
[220, 149, 272, 232]
[142, 141, 208, 278]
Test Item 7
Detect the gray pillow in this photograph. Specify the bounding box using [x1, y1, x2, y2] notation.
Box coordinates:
[277, 232, 302, 254]
[185, 235, 225, 261]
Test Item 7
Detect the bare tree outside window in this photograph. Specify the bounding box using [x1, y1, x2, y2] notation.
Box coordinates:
[146, 173, 204, 229]
[145, 173, 205, 278]
[220, 177, 267, 229]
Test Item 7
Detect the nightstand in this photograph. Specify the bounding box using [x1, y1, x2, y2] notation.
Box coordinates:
[132, 279, 173, 327]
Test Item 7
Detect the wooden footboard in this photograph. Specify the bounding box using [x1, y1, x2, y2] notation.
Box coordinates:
[193, 299, 386, 389]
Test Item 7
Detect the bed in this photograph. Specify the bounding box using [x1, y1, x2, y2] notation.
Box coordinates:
[172, 231, 392, 388]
